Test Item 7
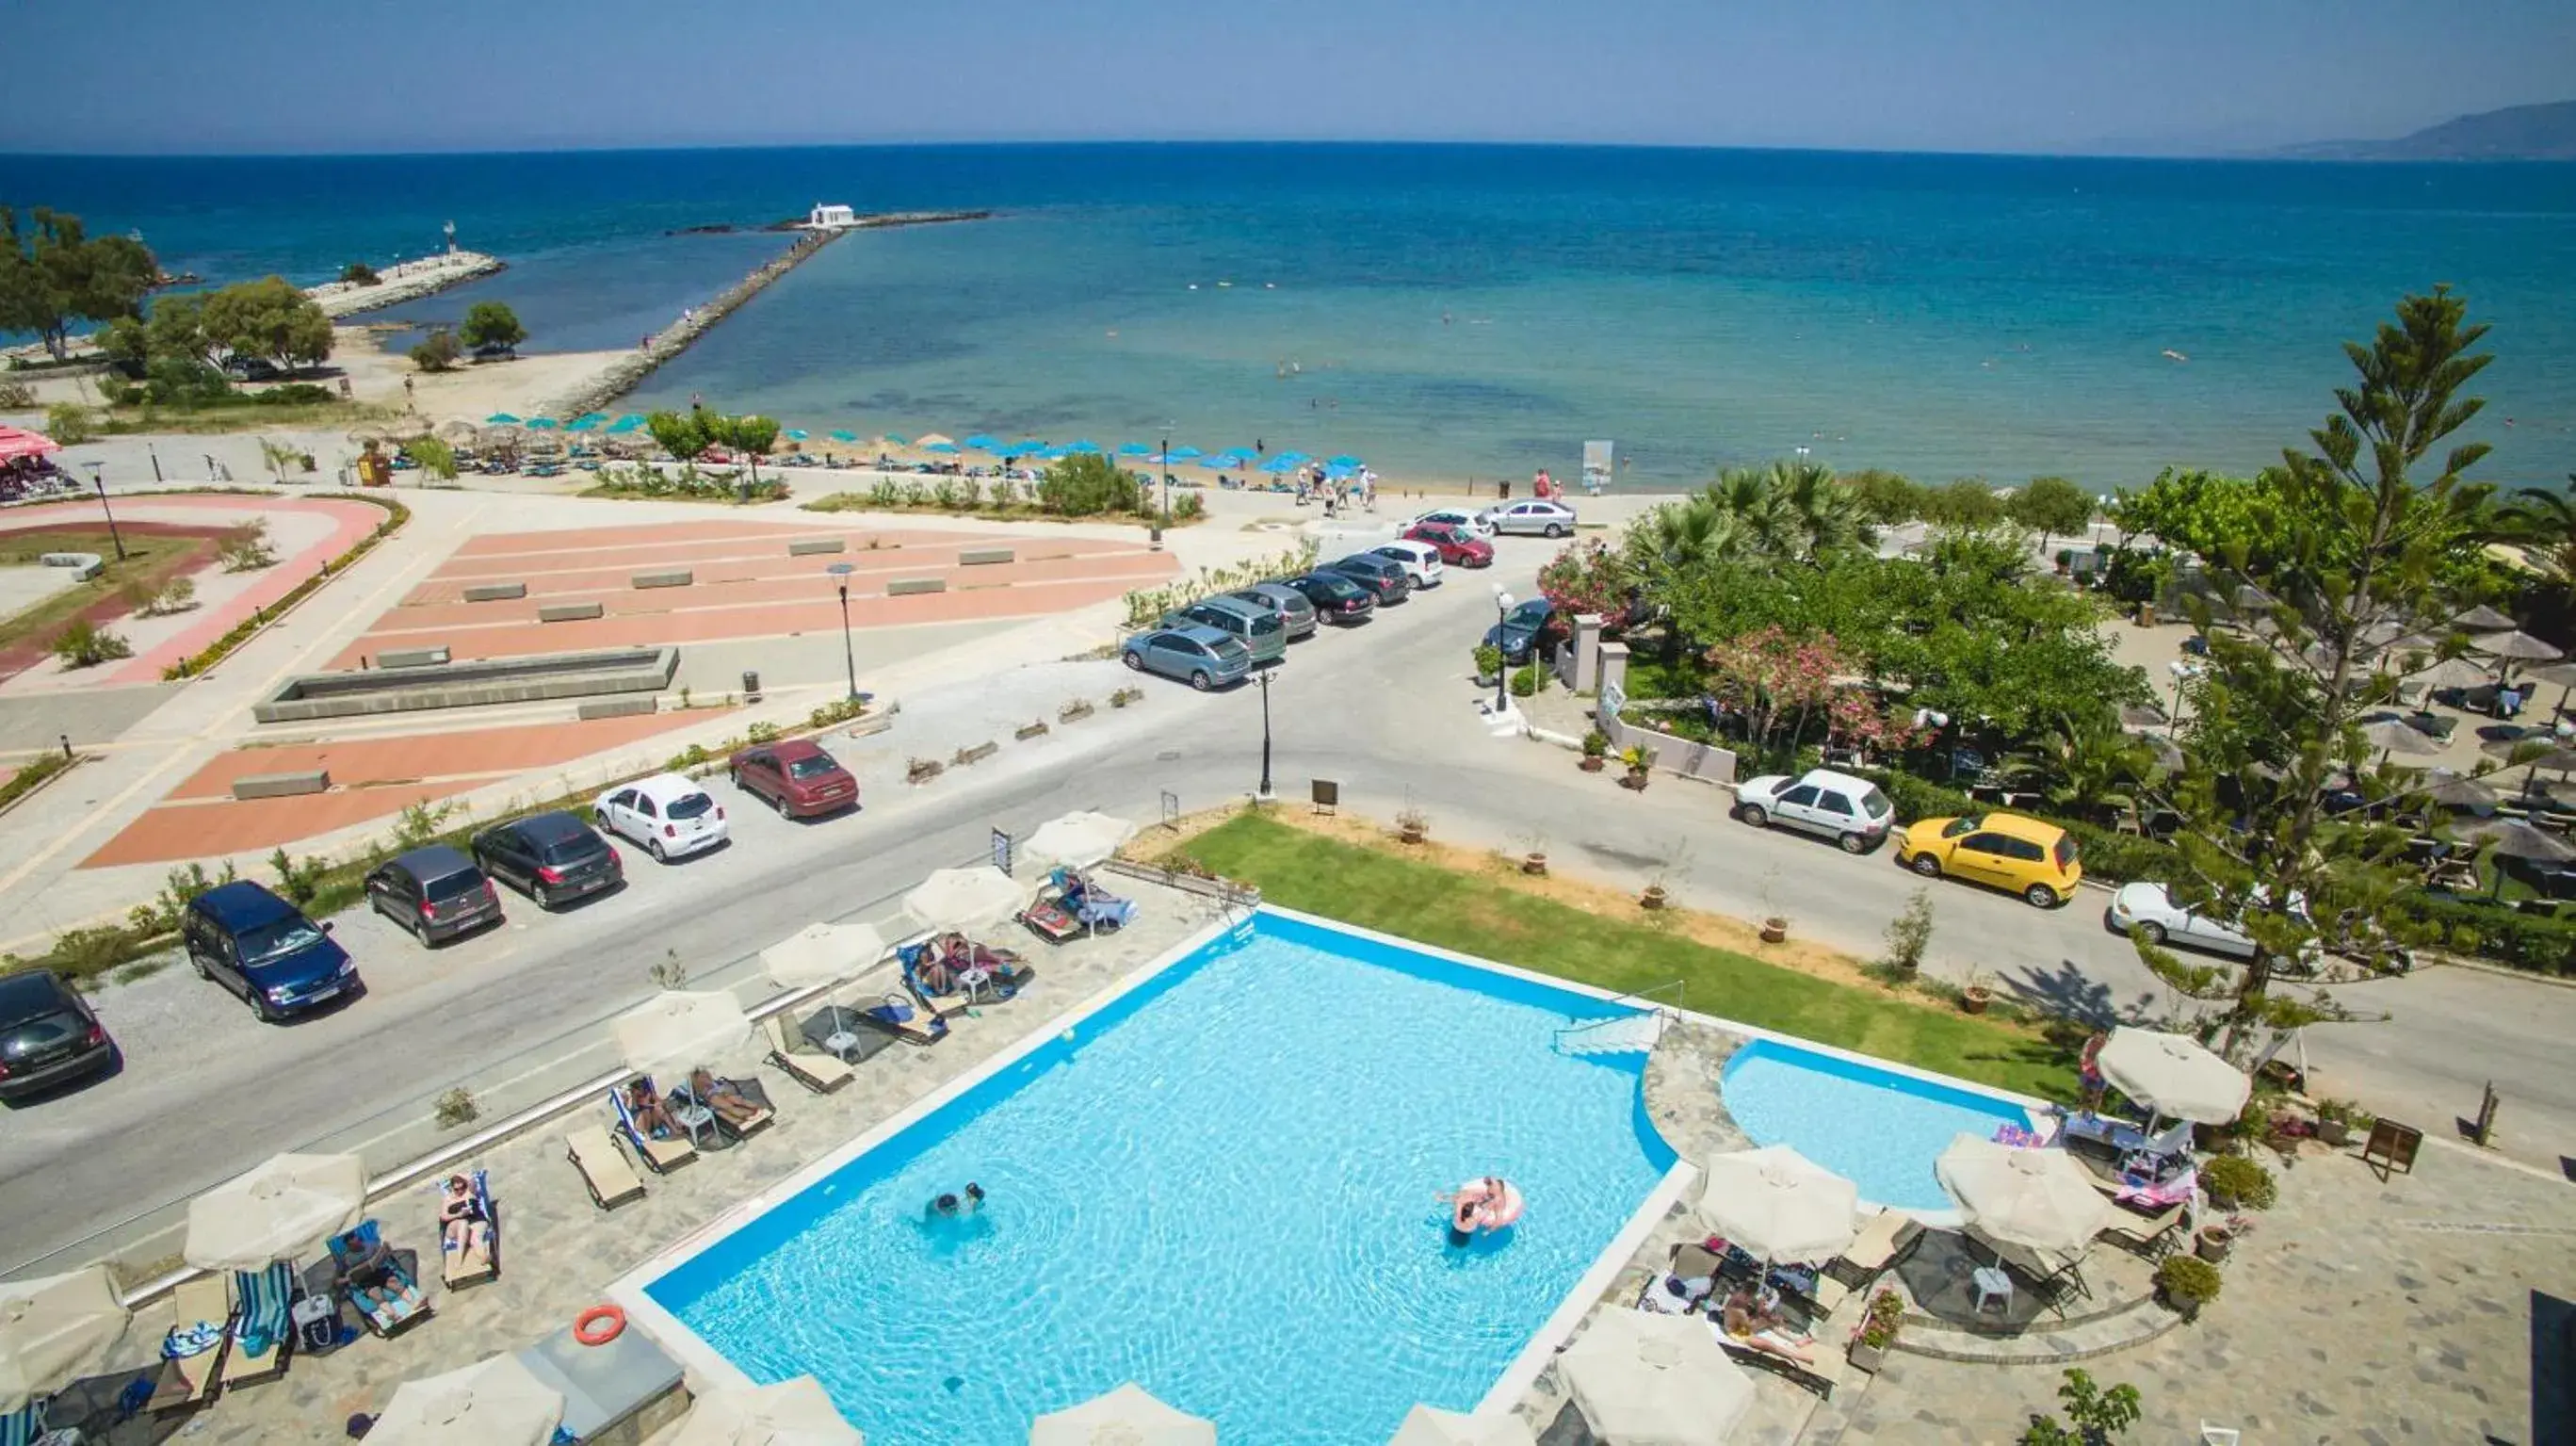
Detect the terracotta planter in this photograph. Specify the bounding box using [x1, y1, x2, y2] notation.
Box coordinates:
[2195, 1227, 2232, 1262]
[1579, 755, 1606, 772]
[1398, 823, 1426, 845]
[2157, 1283, 2203, 1322]
[1522, 853, 1548, 876]
[1621, 770, 1649, 791]
[2317, 1118, 2351, 1147]
[1640, 885, 1667, 911]
[1960, 986, 1992, 1015]
[1759, 918, 1789, 944]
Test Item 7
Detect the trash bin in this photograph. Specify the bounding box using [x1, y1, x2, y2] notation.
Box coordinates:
[741, 669, 762, 702]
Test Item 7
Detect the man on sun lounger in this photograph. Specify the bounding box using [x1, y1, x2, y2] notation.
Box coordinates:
[686, 1068, 766, 1129]
[1719, 1285, 1818, 1365]
[334, 1229, 427, 1324]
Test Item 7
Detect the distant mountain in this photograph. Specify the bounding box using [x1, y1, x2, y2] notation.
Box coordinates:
[2277, 100, 2576, 161]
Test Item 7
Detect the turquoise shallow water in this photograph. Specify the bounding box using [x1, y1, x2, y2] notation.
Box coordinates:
[7, 144, 2573, 487]
[1721, 1039, 2032, 1213]
[644, 914, 1672, 1445]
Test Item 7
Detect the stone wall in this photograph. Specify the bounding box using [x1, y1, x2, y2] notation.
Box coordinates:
[542, 230, 845, 419]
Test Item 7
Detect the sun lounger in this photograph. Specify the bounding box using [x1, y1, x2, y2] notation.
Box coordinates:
[148, 1275, 232, 1413]
[2100, 1199, 2189, 1259]
[566, 1126, 646, 1210]
[440, 1170, 500, 1289]
[673, 1073, 776, 1143]
[800, 1005, 899, 1065]
[327, 1221, 435, 1339]
[899, 950, 980, 1019]
[219, 1262, 295, 1389]
[1631, 1275, 1835, 1401]
[849, 990, 948, 1047]
[764, 1014, 854, 1093]
[608, 1081, 700, 1173]
[0, 1401, 44, 1446]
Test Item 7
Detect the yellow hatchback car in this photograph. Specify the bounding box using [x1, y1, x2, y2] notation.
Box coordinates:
[1893, 812, 2082, 908]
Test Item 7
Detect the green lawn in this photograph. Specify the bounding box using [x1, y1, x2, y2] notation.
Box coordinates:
[1175, 813, 2082, 1100]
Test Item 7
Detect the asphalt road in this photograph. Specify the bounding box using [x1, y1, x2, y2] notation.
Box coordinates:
[5, 536, 2567, 1273]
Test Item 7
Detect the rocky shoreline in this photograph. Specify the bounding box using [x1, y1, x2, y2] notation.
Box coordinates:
[539, 229, 845, 418]
[307, 251, 507, 318]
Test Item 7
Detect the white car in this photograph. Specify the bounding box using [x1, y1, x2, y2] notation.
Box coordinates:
[1732, 769, 1896, 853]
[594, 772, 730, 862]
[1409, 507, 1495, 539]
[1369, 540, 1445, 588]
[1479, 498, 1580, 538]
[2106, 882, 2261, 959]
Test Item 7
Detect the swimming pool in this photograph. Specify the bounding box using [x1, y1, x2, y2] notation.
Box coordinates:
[627, 910, 1680, 1445]
[1718, 1038, 2036, 1214]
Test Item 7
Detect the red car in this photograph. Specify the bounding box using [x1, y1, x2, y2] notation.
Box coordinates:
[727, 739, 860, 819]
[1402, 521, 1496, 567]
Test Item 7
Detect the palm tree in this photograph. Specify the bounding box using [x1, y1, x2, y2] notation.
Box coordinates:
[1764, 457, 1871, 561]
[2501, 479, 2576, 615]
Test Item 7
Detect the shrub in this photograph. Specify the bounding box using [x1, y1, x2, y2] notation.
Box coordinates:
[2202, 1154, 2276, 1210]
[410, 330, 462, 373]
[1474, 644, 1503, 678]
[1509, 664, 1539, 697]
[216, 521, 277, 572]
[0, 380, 35, 408]
[2153, 1253, 2222, 1308]
[433, 1086, 479, 1129]
[2017, 1368, 2145, 1446]
[43, 401, 95, 446]
[340, 261, 381, 285]
[1882, 887, 1936, 972]
[268, 847, 329, 905]
[49, 619, 133, 668]
[1036, 453, 1143, 517]
[391, 798, 455, 850]
[1581, 729, 1610, 757]
[1855, 1288, 1904, 1348]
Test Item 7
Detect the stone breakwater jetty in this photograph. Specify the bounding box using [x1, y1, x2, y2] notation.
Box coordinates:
[308, 251, 506, 318]
[539, 225, 855, 418]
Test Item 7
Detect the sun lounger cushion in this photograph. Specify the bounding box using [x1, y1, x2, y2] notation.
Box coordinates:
[220, 1263, 294, 1386]
[1837, 1210, 1911, 1274]
[566, 1126, 646, 1210]
[608, 1082, 699, 1172]
[765, 1015, 854, 1093]
[150, 1275, 232, 1411]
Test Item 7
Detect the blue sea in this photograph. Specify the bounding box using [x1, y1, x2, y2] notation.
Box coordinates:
[7, 144, 2574, 488]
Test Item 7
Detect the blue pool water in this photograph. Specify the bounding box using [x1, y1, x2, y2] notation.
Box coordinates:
[1719, 1039, 2033, 1213]
[645, 913, 1675, 1445]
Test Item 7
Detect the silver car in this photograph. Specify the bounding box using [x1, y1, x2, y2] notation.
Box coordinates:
[1228, 584, 1318, 641]
[1479, 498, 1580, 537]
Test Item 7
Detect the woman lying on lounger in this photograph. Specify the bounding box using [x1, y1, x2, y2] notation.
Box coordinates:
[625, 1080, 679, 1138]
[439, 1175, 491, 1259]
[932, 934, 1033, 987]
[1720, 1285, 1818, 1364]
[687, 1069, 765, 1129]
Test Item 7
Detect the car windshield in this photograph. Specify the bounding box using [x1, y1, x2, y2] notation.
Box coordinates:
[1305, 576, 1361, 599]
[1509, 601, 1549, 626]
[538, 835, 604, 866]
[665, 793, 715, 820]
[1942, 815, 1983, 839]
[424, 870, 484, 902]
[786, 755, 839, 779]
[1858, 788, 1892, 819]
[237, 917, 325, 967]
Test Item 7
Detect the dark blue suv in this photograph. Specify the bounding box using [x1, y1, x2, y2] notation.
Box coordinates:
[183, 882, 360, 1022]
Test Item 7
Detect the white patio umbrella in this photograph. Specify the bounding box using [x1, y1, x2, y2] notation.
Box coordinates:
[1557, 1308, 1753, 1446]
[611, 990, 753, 1075]
[0, 1266, 130, 1413]
[1695, 1145, 1859, 1266]
[1389, 1405, 1540, 1446]
[369, 1352, 565, 1446]
[904, 866, 1035, 934]
[1029, 1383, 1213, 1446]
[1934, 1136, 2114, 1255]
[761, 921, 889, 990]
[1021, 811, 1137, 871]
[672, 1375, 861, 1446]
[184, 1152, 368, 1271]
[2095, 1027, 2250, 1125]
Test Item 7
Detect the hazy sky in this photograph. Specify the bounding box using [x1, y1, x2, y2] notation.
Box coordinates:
[8, 0, 2572, 155]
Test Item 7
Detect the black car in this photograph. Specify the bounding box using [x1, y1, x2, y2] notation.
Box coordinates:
[1485, 596, 1557, 663]
[365, 844, 506, 945]
[0, 970, 114, 1102]
[472, 811, 624, 910]
[1324, 553, 1412, 605]
[184, 882, 359, 1022]
[1283, 571, 1377, 625]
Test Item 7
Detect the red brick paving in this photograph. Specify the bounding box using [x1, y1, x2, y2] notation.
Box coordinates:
[82, 781, 490, 868]
[163, 710, 717, 799]
[109, 498, 381, 686]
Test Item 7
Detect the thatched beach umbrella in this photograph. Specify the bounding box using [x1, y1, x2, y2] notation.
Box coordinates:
[2451, 815, 2576, 898]
[2471, 630, 2564, 677]
[433, 417, 481, 445]
[2358, 717, 2442, 762]
[2409, 656, 2494, 691]
[2420, 770, 2500, 813]
[2453, 604, 2519, 631]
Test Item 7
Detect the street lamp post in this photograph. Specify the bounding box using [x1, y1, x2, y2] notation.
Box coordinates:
[1256, 667, 1274, 800]
[1493, 588, 1514, 716]
[86, 463, 125, 561]
[1158, 428, 1172, 525]
[827, 562, 857, 700]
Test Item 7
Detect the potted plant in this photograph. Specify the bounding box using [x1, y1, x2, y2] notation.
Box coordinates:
[2154, 1254, 2222, 1322]
[2314, 1098, 2364, 1147]
[1640, 883, 1667, 910]
[1523, 851, 1547, 876]
[1396, 805, 1429, 845]
[1960, 971, 1994, 1015]
[1619, 743, 1657, 790]
[1580, 729, 1610, 772]
[2202, 1154, 2276, 1210]
[1473, 644, 1504, 688]
[1760, 916, 1789, 944]
[1847, 1289, 1904, 1373]
[2194, 1223, 2234, 1262]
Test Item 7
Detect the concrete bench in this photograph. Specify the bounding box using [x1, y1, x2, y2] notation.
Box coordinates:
[631, 569, 693, 590]
[576, 696, 656, 720]
[540, 601, 605, 623]
[886, 577, 947, 596]
[377, 646, 451, 669]
[232, 770, 329, 801]
[958, 546, 1015, 566]
[39, 552, 104, 582]
[462, 582, 527, 602]
[787, 536, 847, 556]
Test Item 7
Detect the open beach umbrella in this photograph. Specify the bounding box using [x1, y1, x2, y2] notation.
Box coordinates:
[1328, 454, 1363, 467]
[607, 414, 646, 433]
[964, 434, 1004, 451]
[2453, 816, 2576, 897]
[1064, 439, 1103, 454]
[1935, 1136, 2113, 1254]
[185, 1152, 369, 1270]
[611, 990, 753, 1075]
[1694, 1145, 1860, 1266]
[433, 418, 480, 443]
[1029, 1383, 1212, 1446]
[1007, 438, 1047, 454]
[915, 432, 955, 449]
[761, 921, 889, 991]
[0, 1267, 130, 1414]
[566, 417, 599, 433]
[1116, 442, 1152, 457]
[2094, 1028, 2249, 1125]
[2471, 629, 2564, 665]
[923, 442, 961, 455]
[672, 1375, 860, 1446]
[829, 430, 861, 444]
[0, 427, 61, 462]
[783, 429, 809, 442]
[1021, 811, 1136, 871]
[523, 416, 559, 431]
[1389, 1405, 1539, 1446]
[1218, 446, 1256, 461]
[2409, 656, 2495, 691]
[1166, 446, 1202, 461]
[483, 413, 522, 426]
[903, 867, 1035, 935]
[880, 433, 910, 447]
[2421, 770, 2501, 813]
[1261, 456, 1298, 473]
[2454, 604, 2519, 631]
[1557, 1308, 1753, 1446]
[369, 1352, 565, 1446]
[2359, 717, 2442, 761]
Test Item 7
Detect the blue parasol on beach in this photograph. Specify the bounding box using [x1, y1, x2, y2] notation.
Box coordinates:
[1218, 447, 1256, 461]
[783, 429, 809, 442]
[1325, 463, 1358, 479]
[964, 434, 1003, 450]
[1167, 446, 1203, 461]
[1328, 454, 1363, 467]
[1116, 443, 1152, 457]
[923, 441, 961, 454]
[606, 414, 645, 433]
[524, 417, 559, 431]
[829, 430, 860, 443]
[1006, 438, 1047, 455]
[1197, 454, 1228, 468]
[1065, 439, 1103, 454]
[484, 413, 522, 426]
[881, 433, 910, 446]
[1273, 450, 1309, 463]
[1261, 456, 1298, 473]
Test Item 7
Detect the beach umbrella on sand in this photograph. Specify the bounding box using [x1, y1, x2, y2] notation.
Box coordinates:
[0, 1267, 130, 1414]
[1007, 438, 1047, 454]
[880, 433, 910, 447]
[566, 417, 599, 433]
[964, 434, 1004, 451]
[432, 418, 480, 444]
[607, 414, 646, 433]
[904, 867, 1034, 934]
[369, 1353, 564, 1446]
[2454, 604, 2519, 631]
[1388, 1405, 1539, 1446]
[671, 1375, 859, 1446]
[923, 442, 961, 455]
[1328, 453, 1364, 467]
[2409, 656, 2495, 691]
[1063, 438, 1102, 454]
[1935, 1135, 2112, 1253]
[760, 921, 889, 991]
[1261, 456, 1298, 473]
[2359, 717, 2442, 762]
[783, 429, 809, 443]
[915, 432, 955, 449]
[185, 1153, 368, 1271]
[524, 417, 559, 431]
[2471, 629, 2563, 667]
[1029, 1384, 1212, 1446]
[1218, 446, 1256, 461]
[611, 991, 753, 1075]
[1695, 1145, 1860, 1265]
[483, 413, 522, 426]
[1021, 812, 1136, 871]
[1166, 445, 1202, 461]
[2094, 1028, 2249, 1125]
[829, 430, 860, 444]
[2452, 816, 2576, 898]
[2421, 770, 2501, 813]
[1116, 442, 1152, 457]
[1558, 1308, 1753, 1446]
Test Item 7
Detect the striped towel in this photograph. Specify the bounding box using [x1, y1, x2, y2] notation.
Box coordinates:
[232, 1262, 294, 1359]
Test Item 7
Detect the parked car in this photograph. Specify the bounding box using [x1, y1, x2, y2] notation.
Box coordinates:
[1164, 594, 1287, 666]
[1402, 521, 1496, 567]
[2105, 882, 2259, 958]
[1325, 552, 1413, 606]
[596, 773, 730, 862]
[473, 811, 624, 909]
[1480, 498, 1580, 537]
[1733, 769, 1896, 853]
[184, 881, 360, 1022]
[0, 970, 114, 1101]
[1893, 811, 2082, 908]
[365, 844, 504, 946]
[730, 739, 860, 819]
[1484, 597, 1556, 663]
[1409, 507, 1496, 540]
[1282, 572, 1377, 625]
[1122, 624, 1253, 691]
[1370, 540, 1447, 589]
[1226, 584, 1318, 642]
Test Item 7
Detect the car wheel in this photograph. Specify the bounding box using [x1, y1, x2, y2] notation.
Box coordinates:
[727, 769, 741, 788]
[534, 884, 554, 910]
[1191, 671, 1213, 691]
[191, 952, 211, 981]
[1122, 651, 1144, 672]
[775, 791, 794, 819]
[413, 914, 432, 947]
[647, 837, 667, 862]
[2024, 883, 2061, 909]
[1909, 853, 1943, 879]
[1838, 832, 1869, 854]
[2135, 920, 2167, 946]
[252, 996, 280, 1024]
[1545, 523, 1568, 538]
[1738, 804, 1769, 829]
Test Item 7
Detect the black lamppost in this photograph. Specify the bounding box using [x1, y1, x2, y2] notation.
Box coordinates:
[87, 463, 125, 561]
[1493, 588, 1514, 714]
[828, 561, 857, 700]
[1256, 667, 1274, 800]
[1158, 429, 1172, 524]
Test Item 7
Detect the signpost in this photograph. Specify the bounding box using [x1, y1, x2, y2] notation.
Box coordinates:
[1582, 440, 1613, 496]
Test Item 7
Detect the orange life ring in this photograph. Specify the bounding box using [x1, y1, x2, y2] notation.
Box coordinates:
[573, 1304, 625, 1346]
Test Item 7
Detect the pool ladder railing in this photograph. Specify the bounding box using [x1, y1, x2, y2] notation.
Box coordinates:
[1556, 980, 1685, 1055]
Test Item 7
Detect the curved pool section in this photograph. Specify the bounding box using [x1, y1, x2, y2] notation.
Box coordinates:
[633, 911, 1677, 1446]
[1719, 1037, 2034, 1213]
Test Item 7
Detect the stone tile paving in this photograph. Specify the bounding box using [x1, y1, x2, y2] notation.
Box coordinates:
[146, 880, 1240, 1445]
[1812, 1137, 2576, 1444]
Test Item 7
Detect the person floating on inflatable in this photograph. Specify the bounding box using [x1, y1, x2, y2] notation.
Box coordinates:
[1440, 1176, 1524, 1244]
